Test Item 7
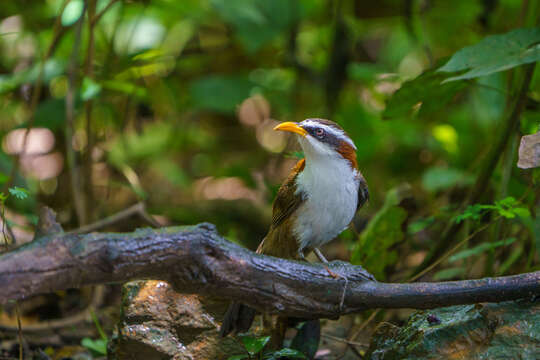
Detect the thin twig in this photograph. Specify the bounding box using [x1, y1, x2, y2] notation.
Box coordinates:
[83, 0, 97, 224]
[91, 0, 119, 26]
[409, 220, 495, 282]
[348, 309, 379, 344]
[65, 4, 87, 225]
[0, 285, 106, 332]
[321, 333, 367, 348]
[67, 202, 159, 235]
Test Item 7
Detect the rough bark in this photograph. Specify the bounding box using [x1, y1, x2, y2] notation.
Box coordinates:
[0, 223, 538, 319]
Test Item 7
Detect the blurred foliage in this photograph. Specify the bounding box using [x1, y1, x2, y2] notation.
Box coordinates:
[0, 0, 539, 357]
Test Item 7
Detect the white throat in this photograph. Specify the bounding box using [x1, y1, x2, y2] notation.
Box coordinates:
[293, 151, 359, 253]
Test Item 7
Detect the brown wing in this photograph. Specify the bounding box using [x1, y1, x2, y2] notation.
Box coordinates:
[256, 159, 306, 259]
[271, 159, 306, 228]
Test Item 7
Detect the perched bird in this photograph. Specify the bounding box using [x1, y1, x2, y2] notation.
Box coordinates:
[220, 118, 368, 337]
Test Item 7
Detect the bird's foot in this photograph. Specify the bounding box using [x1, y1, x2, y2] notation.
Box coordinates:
[313, 248, 348, 311]
[322, 265, 348, 312]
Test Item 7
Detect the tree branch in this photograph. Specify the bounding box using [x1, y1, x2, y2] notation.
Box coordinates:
[0, 223, 538, 319]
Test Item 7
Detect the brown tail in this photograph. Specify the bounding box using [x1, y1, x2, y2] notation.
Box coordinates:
[220, 302, 257, 337]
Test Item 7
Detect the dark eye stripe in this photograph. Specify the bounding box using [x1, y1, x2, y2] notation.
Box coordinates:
[303, 125, 340, 147]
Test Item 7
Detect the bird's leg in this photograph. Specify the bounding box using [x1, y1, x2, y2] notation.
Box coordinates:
[314, 247, 328, 263]
[314, 248, 348, 311]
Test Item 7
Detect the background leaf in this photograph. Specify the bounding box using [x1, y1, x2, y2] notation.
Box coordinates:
[438, 27, 540, 82]
[449, 238, 516, 262]
[351, 186, 409, 279]
[383, 69, 468, 119]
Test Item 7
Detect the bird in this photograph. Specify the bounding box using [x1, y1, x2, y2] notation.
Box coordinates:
[220, 118, 369, 337]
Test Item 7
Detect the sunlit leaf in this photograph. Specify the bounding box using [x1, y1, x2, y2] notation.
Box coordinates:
[102, 80, 148, 99]
[240, 335, 270, 355]
[9, 186, 29, 200]
[81, 337, 107, 356]
[81, 77, 102, 101]
[61, 0, 84, 26]
[438, 27, 540, 82]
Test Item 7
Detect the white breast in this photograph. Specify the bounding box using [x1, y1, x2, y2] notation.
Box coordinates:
[293, 156, 359, 253]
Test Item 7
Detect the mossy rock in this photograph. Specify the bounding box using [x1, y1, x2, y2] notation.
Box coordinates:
[366, 300, 540, 360]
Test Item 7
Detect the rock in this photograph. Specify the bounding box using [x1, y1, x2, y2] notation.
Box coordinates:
[110, 280, 243, 360]
[366, 300, 540, 360]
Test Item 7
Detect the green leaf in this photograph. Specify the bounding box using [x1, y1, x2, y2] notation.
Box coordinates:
[348, 62, 386, 82]
[438, 27, 540, 82]
[449, 238, 516, 262]
[81, 77, 102, 101]
[0, 193, 7, 204]
[422, 166, 474, 192]
[8, 187, 29, 200]
[266, 348, 306, 359]
[241, 335, 270, 355]
[190, 75, 255, 113]
[382, 69, 468, 120]
[102, 80, 148, 99]
[433, 267, 465, 280]
[81, 337, 107, 356]
[407, 217, 435, 234]
[0, 173, 9, 185]
[351, 186, 408, 279]
[61, 0, 84, 26]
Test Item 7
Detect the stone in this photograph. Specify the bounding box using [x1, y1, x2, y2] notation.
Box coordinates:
[366, 300, 540, 360]
[110, 280, 243, 359]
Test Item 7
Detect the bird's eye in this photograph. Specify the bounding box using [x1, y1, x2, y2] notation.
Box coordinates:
[315, 128, 325, 138]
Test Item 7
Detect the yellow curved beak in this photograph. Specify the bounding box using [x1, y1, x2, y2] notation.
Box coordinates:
[273, 122, 307, 137]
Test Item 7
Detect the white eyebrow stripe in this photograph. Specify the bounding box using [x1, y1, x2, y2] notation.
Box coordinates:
[301, 120, 357, 150]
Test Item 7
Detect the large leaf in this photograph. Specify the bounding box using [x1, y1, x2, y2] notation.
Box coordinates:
[383, 69, 468, 120]
[351, 186, 409, 279]
[438, 27, 540, 82]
